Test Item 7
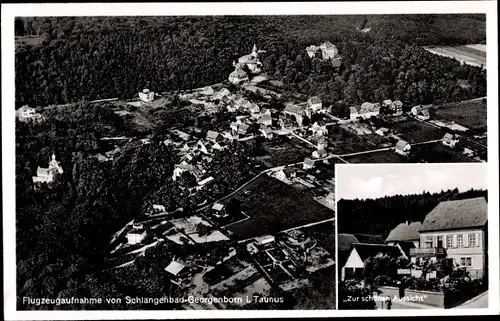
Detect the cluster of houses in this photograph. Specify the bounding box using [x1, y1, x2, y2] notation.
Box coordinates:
[305, 41, 342, 67]
[284, 96, 325, 126]
[349, 100, 404, 121]
[339, 197, 488, 281]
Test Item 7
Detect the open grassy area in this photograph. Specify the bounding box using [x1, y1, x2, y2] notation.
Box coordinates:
[263, 138, 312, 167]
[224, 175, 334, 240]
[435, 100, 487, 132]
[391, 119, 445, 143]
[411, 142, 478, 163]
[344, 150, 409, 164]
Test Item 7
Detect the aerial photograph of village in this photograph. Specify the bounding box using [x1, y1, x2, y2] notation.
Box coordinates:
[13, 13, 486, 311]
[337, 164, 488, 310]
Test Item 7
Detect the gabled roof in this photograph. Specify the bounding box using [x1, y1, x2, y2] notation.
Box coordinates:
[303, 158, 314, 166]
[397, 241, 416, 258]
[338, 234, 360, 252]
[349, 106, 359, 114]
[309, 96, 321, 104]
[386, 222, 422, 242]
[230, 68, 248, 78]
[420, 197, 488, 232]
[206, 130, 219, 140]
[443, 133, 454, 140]
[284, 103, 304, 115]
[393, 100, 403, 107]
[383, 99, 393, 105]
[353, 234, 385, 245]
[238, 123, 250, 133]
[165, 260, 186, 276]
[212, 203, 224, 211]
[396, 140, 410, 150]
[359, 102, 379, 113]
[352, 243, 402, 262]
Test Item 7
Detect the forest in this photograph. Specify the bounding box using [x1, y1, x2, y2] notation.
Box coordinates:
[15, 15, 486, 110]
[337, 188, 488, 239]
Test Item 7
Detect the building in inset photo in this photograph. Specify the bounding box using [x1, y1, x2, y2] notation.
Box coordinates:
[336, 163, 488, 310]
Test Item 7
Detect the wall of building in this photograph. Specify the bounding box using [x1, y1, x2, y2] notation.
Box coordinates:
[419, 228, 486, 277]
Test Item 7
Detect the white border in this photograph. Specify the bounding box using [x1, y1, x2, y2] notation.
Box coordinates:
[2, 1, 498, 319]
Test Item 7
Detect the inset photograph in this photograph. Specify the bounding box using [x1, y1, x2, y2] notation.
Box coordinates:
[336, 163, 488, 310]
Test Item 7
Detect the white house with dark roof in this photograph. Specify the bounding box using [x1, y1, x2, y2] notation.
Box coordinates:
[350, 102, 380, 120]
[411, 197, 488, 279]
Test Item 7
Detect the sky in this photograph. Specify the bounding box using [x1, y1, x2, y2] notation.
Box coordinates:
[336, 163, 488, 200]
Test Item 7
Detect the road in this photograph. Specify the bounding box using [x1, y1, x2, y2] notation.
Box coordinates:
[453, 291, 488, 309]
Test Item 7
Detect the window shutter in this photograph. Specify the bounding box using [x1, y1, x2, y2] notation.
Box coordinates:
[453, 235, 457, 248]
[443, 235, 447, 248]
[476, 233, 479, 247]
[464, 234, 469, 247]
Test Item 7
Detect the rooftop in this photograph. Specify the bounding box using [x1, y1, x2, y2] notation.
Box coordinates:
[420, 197, 488, 232]
[385, 222, 422, 242]
[352, 243, 402, 262]
[165, 260, 186, 276]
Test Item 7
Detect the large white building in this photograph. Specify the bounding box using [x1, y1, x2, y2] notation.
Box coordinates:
[139, 89, 155, 103]
[32, 154, 64, 184]
[349, 102, 381, 120]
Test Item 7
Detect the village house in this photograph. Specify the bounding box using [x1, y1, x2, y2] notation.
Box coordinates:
[303, 158, 315, 170]
[308, 96, 323, 111]
[385, 221, 423, 259]
[306, 41, 340, 60]
[228, 66, 249, 85]
[442, 133, 459, 148]
[17, 105, 43, 122]
[395, 140, 411, 156]
[391, 100, 404, 115]
[237, 123, 250, 135]
[260, 126, 274, 139]
[310, 121, 329, 136]
[317, 136, 328, 150]
[273, 168, 297, 183]
[32, 154, 64, 184]
[312, 149, 327, 159]
[350, 102, 380, 121]
[211, 203, 228, 218]
[285, 103, 310, 126]
[324, 191, 335, 207]
[138, 89, 155, 103]
[165, 260, 193, 286]
[463, 147, 475, 157]
[257, 114, 272, 126]
[152, 204, 166, 213]
[214, 88, 231, 101]
[375, 127, 389, 136]
[411, 197, 488, 279]
[197, 176, 214, 189]
[337, 234, 385, 278]
[382, 99, 393, 108]
[341, 243, 402, 280]
[206, 130, 221, 143]
[126, 223, 147, 245]
[172, 164, 202, 181]
[411, 105, 431, 120]
[202, 86, 215, 96]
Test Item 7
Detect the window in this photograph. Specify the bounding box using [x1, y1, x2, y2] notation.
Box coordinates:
[447, 235, 454, 248]
[469, 234, 477, 247]
[457, 234, 464, 248]
[460, 258, 466, 266]
[466, 258, 472, 267]
[425, 236, 433, 248]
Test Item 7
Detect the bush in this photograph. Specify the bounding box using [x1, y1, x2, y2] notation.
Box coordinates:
[338, 280, 377, 310]
[442, 271, 488, 308]
[406, 277, 441, 292]
[373, 275, 393, 288]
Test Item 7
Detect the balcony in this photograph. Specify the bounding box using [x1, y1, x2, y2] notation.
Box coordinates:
[410, 247, 446, 257]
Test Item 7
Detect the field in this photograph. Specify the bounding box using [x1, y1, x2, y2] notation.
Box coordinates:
[263, 138, 312, 167]
[390, 119, 444, 143]
[434, 100, 487, 132]
[344, 150, 409, 164]
[425, 44, 486, 68]
[411, 142, 477, 163]
[224, 175, 335, 240]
